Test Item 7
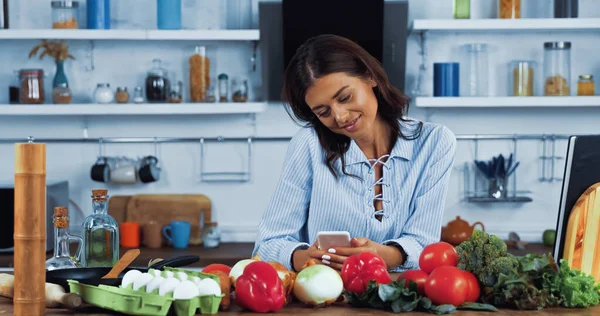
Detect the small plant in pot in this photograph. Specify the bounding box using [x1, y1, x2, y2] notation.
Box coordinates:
[28, 39, 75, 104]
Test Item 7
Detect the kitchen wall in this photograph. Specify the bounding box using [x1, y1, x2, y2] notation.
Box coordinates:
[0, 0, 598, 242]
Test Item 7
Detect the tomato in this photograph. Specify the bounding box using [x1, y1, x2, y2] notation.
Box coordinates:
[202, 263, 232, 275]
[418, 242, 458, 273]
[462, 270, 480, 303]
[424, 266, 468, 306]
[397, 270, 428, 295]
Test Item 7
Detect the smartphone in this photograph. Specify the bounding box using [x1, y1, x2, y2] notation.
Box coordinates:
[317, 231, 351, 250]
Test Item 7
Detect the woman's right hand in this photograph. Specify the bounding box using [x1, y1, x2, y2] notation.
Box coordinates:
[292, 242, 326, 272]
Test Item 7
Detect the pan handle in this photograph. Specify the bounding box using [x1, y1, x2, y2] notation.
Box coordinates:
[149, 255, 200, 270]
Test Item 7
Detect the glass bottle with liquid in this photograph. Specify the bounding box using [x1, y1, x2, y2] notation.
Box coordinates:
[46, 206, 83, 270]
[81, 189, 119, 267]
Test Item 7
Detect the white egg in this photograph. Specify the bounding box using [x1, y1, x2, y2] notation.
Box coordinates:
[158, 277, 181, 296]
[176, 271, 188, 281]
[191, 276, 201, 285]
[121, 270, 142, 288]
[164, 271, 175, 279]
[133, 273, 154, 291]
[149, 269, 162, 277]
[173, 280, 200, 300]
[146, 276, 165, 293]
[196, 278, 221, 296]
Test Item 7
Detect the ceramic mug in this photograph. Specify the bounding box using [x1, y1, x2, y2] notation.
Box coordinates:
[139, 155, 161, 183]
[119, 222, 140, 248]
[90, 157, 110, 182]
[110, 163, 137, 184]
[162, 221, 191, 249]
[142, 221, 162, 249]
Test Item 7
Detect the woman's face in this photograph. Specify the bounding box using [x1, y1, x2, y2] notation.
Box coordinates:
[304, 72, 378, 139]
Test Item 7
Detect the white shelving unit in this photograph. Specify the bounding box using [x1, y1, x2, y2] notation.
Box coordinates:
[0, 103, 268, 116]
[412, 18, 600, 32]
[415, 96, 600, 108]
[0, 29, 260, 41]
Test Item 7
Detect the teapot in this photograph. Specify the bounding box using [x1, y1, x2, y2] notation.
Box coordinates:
[441, 216, 485, 246]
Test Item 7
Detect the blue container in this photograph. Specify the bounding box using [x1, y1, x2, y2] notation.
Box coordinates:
[87, 0, 110, 29]
[433, 62, 460, 97]
[157, 0, 181, 30]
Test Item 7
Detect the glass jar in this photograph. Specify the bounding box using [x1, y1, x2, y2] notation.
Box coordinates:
[9, 71, 20, 104]
[226, 0, 252, 29]
[463, 43, 489, 97]
[19, 69, 45, 104]
[146, 59, 171, 103]
[189, 46, 210, 102]
[218, 73, 229, 102]
[543, 41, 571, 96]
[201, 222, 221, 249]
[94, 83, 114, 104]
[46, 206, 83, 270]
[53, 83, 73, 104]
[499, 0, 521, 19]
[205, 80, 216, 103]
[81, 189, 119, 267]
[577, 75, 595, 96]
[168, 81, 183, 103]
[115, 87, 129, 103]
[52, 1, 79, 29]
[509, 60, 536, 96]
[133, 86, 144, 103]
[453, 0, 470, 19]
[232, 78, 249, 102]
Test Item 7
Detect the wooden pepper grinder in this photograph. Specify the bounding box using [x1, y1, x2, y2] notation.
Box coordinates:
[14, 141, 46, 315]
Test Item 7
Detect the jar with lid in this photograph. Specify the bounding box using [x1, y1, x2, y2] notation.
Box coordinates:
[462, 44, 489, 97]
[168, 81, 182, 103]
[133, 86, 144, 104]
[218, 73, 229, 102]
[499, 0, 520, 19]
[509, 60, 536, 96]
[53, 83, 73, 104]
[146, 59, 171, 103]
[205, 80, 216, 103]
[543, 41, 571, 96]
[51, 1, 79, 29]
[19, 69, 45, 104]
[577, 75, 595, 96]
[94, 83, 113, 104]
[189, 46, 210, 102]
[453, 0, 470, 19]
[232, 78, 249, 102]
[115, 87, 129, 103]
[201, 222, 221, 248]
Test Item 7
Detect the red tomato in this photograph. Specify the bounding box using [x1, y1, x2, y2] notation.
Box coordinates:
[462, 270, 480, 303]
[397, 270, 428, 295]
[418, 242, 458, 273]
[424, 266, 468, 306]
[202, 263, 232, 276]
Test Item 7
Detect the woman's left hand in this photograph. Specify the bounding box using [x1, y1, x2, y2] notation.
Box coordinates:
[321, 237, 404, 271]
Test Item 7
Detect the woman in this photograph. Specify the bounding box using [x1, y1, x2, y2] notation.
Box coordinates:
[252, 34, 456, 273]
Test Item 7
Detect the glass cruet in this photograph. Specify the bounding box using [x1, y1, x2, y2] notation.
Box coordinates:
[46, 206, 83, 270]
[81, 189, 119, 267]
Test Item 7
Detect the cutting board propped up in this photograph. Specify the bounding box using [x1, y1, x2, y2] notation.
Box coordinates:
[125, 194, 212, 246]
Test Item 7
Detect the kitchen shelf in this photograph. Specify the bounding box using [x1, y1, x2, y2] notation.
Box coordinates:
[467, 196, 533, 203]
[412, 18, 600, 32]
[0, 29, 260, 41]
[0, 103, 268, 116]
[415, 96, 600, 108]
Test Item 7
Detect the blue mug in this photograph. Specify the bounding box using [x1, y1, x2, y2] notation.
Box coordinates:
[162, 221, 191, 249]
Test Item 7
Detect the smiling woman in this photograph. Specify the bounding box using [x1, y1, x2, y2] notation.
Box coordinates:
[252, 34, 457, 273]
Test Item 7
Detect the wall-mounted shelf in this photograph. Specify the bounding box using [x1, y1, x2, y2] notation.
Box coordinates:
[415, 96, 600, 108]
[412, 18, 600, 32]
[0, 29, 260, 41]
[0, 103, 268, 116]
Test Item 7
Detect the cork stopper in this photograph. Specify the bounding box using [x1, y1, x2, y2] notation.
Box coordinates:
[54, 206, 68, 217]
[205, 221, 217, 227]
[92, 189, 108, 202]
[53, 206, 69, 228]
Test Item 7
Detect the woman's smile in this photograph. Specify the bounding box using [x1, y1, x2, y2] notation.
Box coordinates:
[340, 115, 361, 132]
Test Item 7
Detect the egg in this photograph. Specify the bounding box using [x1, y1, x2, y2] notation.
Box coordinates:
[196, 278, 221, 296]
[164, 271, 175, 279]
[173, 280, 200, 300]
[176, 271, 188, 281]
[146, 276, 165, 293]
[133, 273, 154, 291]
[191, 276, 201, 285]
[158, 277, 180, 296]
[121, 270, 142, 288]
[149, 269, 162, 277]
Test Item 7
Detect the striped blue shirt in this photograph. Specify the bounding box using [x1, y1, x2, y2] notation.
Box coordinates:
[252, 120, 457, 272]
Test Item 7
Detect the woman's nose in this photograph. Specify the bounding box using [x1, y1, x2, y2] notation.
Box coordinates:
[334, 108, 351, 125]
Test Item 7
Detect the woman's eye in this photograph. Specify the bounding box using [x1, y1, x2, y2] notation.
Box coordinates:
[339, 94, 351, 103]
[317, 109, 330, 117]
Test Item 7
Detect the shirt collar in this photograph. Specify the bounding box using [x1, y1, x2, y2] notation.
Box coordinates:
[344, 134, 414, 166]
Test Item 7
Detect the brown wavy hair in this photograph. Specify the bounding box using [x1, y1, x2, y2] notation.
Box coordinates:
[282, 34, 422, 178]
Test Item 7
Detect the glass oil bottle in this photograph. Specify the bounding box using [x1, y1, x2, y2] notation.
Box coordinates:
[81, 189, 119, 267]
[46, 206, 83, 270]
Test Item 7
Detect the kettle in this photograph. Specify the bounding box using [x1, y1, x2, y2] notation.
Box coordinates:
[441, 216, 485, 246]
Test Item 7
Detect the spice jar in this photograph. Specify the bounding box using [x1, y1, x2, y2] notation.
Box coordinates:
[133, 86, 144, 103]
[189, 46, 210, 102]
[232, 78, 249, 102]
[168, 81, 183, 103]
[115, 87, 129, 103]
[543, 41, 571, 96]
[146, 59, 171, 103]
[52, 83, 72, 104]
[453, 0, 470, 19]
[509, 60, 535, 96]
[205, 81, 216, 103]
[19, 69, 45, 104]
[201, 222, 221, 249]
[51, 1, 79, 29]
[218, 73, 229, 102]
[499, 0, 520, 19]
[94, 83, 113, 104]
[577, 75, 595, 96]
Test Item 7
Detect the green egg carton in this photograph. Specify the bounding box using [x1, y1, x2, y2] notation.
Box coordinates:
[162, 267, 225, 315]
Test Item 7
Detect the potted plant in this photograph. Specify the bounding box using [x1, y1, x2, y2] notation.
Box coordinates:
[28, 40, 75, 104]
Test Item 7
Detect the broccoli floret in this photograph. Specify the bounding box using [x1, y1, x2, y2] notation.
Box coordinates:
[478, 256, 519, 287]
[456, 230, 513, 287]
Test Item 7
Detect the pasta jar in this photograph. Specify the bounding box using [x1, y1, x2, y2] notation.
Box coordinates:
[509, 60, 536, 96]
[499, 0, 520, 19]
[577, 75, 595, 96]
[189, 46, 210, 102]
[19, 69, 45, 104]
[51, 1, 79, 29]
[543, 41, 571, 96]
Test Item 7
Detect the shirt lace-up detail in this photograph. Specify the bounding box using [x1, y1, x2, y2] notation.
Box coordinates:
[367, 154, 391, 219]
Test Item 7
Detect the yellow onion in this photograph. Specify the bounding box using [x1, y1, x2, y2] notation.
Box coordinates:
[293, 260, 343, 307]
[268, 261, 297, 304]
[229, 254, 260, 287]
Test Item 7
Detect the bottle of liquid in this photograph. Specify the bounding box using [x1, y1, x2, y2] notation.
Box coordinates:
[46, 206, 83, 270]
[81, 189, 119, 267]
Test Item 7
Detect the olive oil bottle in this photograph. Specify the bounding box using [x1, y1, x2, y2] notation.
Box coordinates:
[81, 189, 119, 267]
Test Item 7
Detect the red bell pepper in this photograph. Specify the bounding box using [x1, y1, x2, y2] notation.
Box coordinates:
[235, 261, 286, 313]
[341, 252, 392, 295]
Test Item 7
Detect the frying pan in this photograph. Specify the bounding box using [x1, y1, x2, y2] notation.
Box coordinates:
[47, 255, 200, 291]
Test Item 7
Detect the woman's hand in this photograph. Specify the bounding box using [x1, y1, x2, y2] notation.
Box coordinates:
[324, 238, 405, 271]
[292, 241, 327, 272]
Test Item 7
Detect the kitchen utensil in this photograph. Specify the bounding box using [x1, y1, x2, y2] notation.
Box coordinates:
[46, 255, 199, 291]
[163, 221, 191, 249]
[107, 195, 131, 224]
[506, 161, 520, 177]
[441, 216, 485, 246]
[101, 249, 140, 279]
[0, 274, 82, 309]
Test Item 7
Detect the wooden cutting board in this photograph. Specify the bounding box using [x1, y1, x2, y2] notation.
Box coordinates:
[119, 194, 211, 246]
[563, 182, 600, 281]
[108, 195, 132, 224]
